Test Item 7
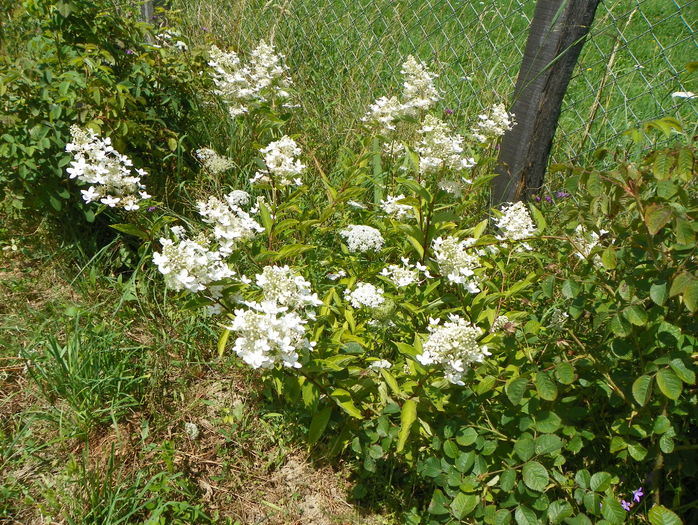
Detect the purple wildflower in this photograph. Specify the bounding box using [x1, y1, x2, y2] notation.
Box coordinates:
[632, 487, 644, 503]
[147, 206, 157, 212]
[545, 195, 553, 203]
[556, 191, 570, 198]
[534, 195, 541, 202]
[621, 500, 632, 511]
[444, 108, 454, 115]
[125, 49, 135, 55]
[201, 26, 209, 32]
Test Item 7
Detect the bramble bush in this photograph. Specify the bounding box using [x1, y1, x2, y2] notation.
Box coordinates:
[57, 30, 698, 525]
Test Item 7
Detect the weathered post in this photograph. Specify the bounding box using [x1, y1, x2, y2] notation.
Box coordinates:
[492, 0, 601, 205]
[140, 1, 154, 22]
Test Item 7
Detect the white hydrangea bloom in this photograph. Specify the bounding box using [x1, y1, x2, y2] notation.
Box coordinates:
[382, 140, 406, 158]
[491, 315, 512, 332]
[255, 265, 322, 310]
[380, 258, 419, 287]
[362, 96, 404, 135]
[416, 315, 491, 385]
[228, 301, 313, 369]
[572, 225, 609, 259]
[208, 41, 292, 118]
[196, 192, 264, 256]
[339, 225, 384, 253]
[368, 359, 393, 370]
[251, 136, 306, 186]
[195, 148, 235, 174]
[327, 269, 347, 281]
[494, 201, 536, 247]
[416, 115, 476, 176]
[153, 233, 234, 293]
[471, 103, 515, 143]
[344, 282, 385, 309]
[380, 194, 413, 220]
[432, 236, 482, 293]
[400, 55, 441, 115]
[65, 126, 150, 210]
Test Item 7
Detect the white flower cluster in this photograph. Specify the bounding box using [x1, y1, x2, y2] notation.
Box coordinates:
[491, 315, 512, 332]
[339, 225, 385, 253]
[368, 359, 392, 370]
[572, 225, 609, 260]
[228, 301, 313, 369]
[196, 191, 264, 255]
[400, 55, 441, 116]
[195, 148, 235, 174]
[416, 115, 476, 176]
[344, 282, 385, 309]
[380, 194, 413, 220]
[251, 136, 306, 186]
[380, 258, 430, 287]
[362, 56, 440, 134]
[65, 126, 150, 210]
[494, 201, 536, 247]
[153, 230, 234, 293]
[228, 265, 320, 369]
[432, 236, 483, 293]
[208, 41, 292, 118]
[255, 265, 322, 309]
[471, 103, 515, 143]
[416, 315, 491, 385]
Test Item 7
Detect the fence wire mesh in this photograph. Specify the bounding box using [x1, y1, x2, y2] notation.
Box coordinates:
[191, 0, 697, 160]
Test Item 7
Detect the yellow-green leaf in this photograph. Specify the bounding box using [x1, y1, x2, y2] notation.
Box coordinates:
[396, 398, 417, 453]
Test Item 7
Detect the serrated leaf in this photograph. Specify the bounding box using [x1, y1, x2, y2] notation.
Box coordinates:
[669, 358, 696, 384]
[601, 247, 617, 269]
[428, 488, 450, 515]
[515, 437, 535, 461]
[632, 375, 653, 406]
[575, 469, 591, 489]
[548, 500, 573, 524]
[676, 147, 694, 182]
[456, 427, 478, 447]
[499, 469, 516, 491]
[506, 377, 528, 405]
[601, 495, 626, 524]
[628, 441, 648, 461]
[650, 283, 668, 306]
[450, 492, 479, 519]
[659, 434, 675, 453]
[522, 461, 549, 492]
[562, 279, 581, 299]
[555, 362, 575, 384]
[515, 505, 538, 525]
[652, 151, 671, 180]
[307, 406, 332, 444]
[644, 204, 673, 235]
[495, 508, 513, 525]
[535, 434, 563, 455]
[656, 369, 683, 400]
[396, 398, 417, 452]
[589, 472, 612, 492]
[610, 436, 627, 453]
[535, 372, 558, 401]
[330, 388, 363, 419]
[648, 505, 682, 525]
[529, 204, 546, 233]
[623, 304, 647, 326]
[653, 415, 671, 435]
[443, 440, 459, 459]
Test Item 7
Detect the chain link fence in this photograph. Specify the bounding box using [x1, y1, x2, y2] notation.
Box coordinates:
[183, 0, 697, 160]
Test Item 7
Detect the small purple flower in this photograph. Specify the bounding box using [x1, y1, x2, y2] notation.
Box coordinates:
[621, 500, 632, 511]
[632, 487, 644, 503]
[534, 195, 541, 202]
[125, 49, 135, 55]
[147, 206, 157, 212]
[545, 195, 553, 203]
[201, 26, 209, 32]
[444, 108, 454, 115]
[556, 191, 570, 198]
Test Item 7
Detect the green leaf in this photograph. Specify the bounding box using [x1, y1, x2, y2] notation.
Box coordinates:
[380, 369, 402, 396]
[623, 305, 647, 326]
[330, 389, 363, 419]
[515, 438, 535, 461]
[428, 489, 450, 515]
[650, 283, 668, 306]
[648, 505, 682, 525]
[535, 434, 563, 455]
[535, 371, 558, 401]
[644, 204, 673, 235]
[522, 461, 549, 492]
[575, 469, 591, 489]
[601, 247, 617, 270]
[656, 369, 683, 400]
[547, 500, 573, 524]
[495, 509, 512, 525]
[653, 415, 671, 434]
[541, 276, 555, 298]
[562, 279, 581, 299]
[217, 329, 230, 358]
[659, 434, 675, 453]
[589, 472, 612, 492]
[443, 440, 459, 459]
[506, 377, 528, 405]
[301, 381, 319, 409]
[554, 362, 575, 385]
[609, 436, 627, 453]
[529, 204, 546, 233]
[396, 399, 417, 452]
[601, 495, 626, 524]
[669, 358, 696, 384]
[307, 406, 332, 444]
[450, 493, 479, 519]
[456, 427, 478, 447]
[632, 375, 653, 406]
[515, 505, 538, 525]
[499, 469, 516, 491]
[627, 441, 648, 461]
[110, 223, 149, 240]
[258, 201, 274, 232]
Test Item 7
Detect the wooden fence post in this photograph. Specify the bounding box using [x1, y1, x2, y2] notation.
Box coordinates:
[492, 0, 601, 205]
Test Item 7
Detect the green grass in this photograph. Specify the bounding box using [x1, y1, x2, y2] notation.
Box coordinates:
[171, 0, 696, 163]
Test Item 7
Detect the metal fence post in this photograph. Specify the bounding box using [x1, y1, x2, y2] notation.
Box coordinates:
[492, 0, 601, 205]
